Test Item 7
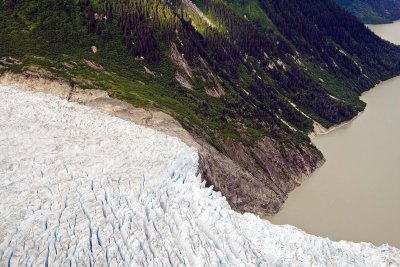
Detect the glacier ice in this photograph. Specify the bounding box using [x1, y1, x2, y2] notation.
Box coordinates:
[0, 85, 399, 266]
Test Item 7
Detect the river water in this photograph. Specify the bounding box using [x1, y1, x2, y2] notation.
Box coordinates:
[268, 21, 400, 248]
[368, 20, 400, 45]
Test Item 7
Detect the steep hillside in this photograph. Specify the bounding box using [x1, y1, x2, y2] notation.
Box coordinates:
[1, 0, 400, 214]
[336, 0, 400, 24]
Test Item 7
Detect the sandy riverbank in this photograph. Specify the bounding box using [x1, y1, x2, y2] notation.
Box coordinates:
[309, 111, 364, 139]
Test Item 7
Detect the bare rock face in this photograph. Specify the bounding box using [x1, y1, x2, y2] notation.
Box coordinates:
[196, 137, 324, 215]
[0, 71, 324, 215]
[170, 43, 192, 78]
[205, 85, 225, 98]
[175, 71, 192, 89]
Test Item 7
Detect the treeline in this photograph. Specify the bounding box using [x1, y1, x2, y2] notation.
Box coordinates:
[193, 0, 359, 126]
[199, 0, 293, 60]
[337, 0, 400, 24]
[8, 0, 400, 143]
[80, 0, 173, 62]
[260, 0, 400, 92]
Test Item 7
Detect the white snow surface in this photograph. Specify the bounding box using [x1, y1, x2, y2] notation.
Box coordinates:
[0, 85, 399, 266]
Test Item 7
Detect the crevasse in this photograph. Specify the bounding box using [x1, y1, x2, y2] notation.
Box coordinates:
[0, 85, 399, 266]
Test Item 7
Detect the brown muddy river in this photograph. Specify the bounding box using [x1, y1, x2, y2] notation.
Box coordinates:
[368, 20, 400, 45]
[268, 22, 400, 248]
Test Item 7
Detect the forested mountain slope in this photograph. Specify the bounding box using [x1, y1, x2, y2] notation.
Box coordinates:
[1, 0, 400, 214]
[336, 0, 400, 24]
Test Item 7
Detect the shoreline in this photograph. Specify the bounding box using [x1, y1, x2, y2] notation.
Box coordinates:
[268, 75, 400, 248]
[0, 70, 326, 216]
[366, 18, 400, 26]
[309, 78, 397, 141]
[308, 111, 364, 140]
[2, 70, 392, 218]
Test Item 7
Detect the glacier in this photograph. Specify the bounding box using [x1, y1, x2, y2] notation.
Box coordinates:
[0, 84, 399, 266]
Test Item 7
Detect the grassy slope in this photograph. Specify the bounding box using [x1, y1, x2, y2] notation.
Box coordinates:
[0, 0, 257, 147]
[1, 0, 400, 151]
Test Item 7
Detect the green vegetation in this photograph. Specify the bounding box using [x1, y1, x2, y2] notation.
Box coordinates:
[1, 0, 400, 155]
[0, 0, 255, 146]
[336, 0, 400, 24]
[226, 0, 277, 33]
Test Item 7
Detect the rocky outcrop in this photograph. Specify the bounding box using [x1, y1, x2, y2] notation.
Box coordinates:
[196, 136, 324, 215]
[0, 70, 324, 215]
[175, 71, 192, 89]
[205, 85, 225, 98]
[170, 43, 192, 78]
